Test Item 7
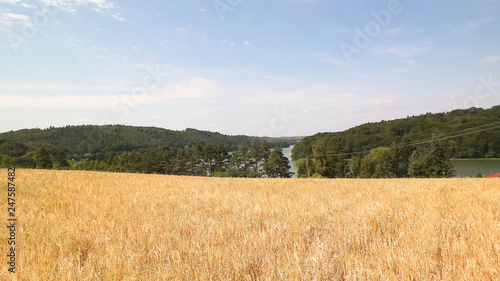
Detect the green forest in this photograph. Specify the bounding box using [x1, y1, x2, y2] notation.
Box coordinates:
[0, 140, 292, 178]
[1, 106, 499, 178]
[0, 126, 294, 178]
[292, 106, 500, 160]
[0, 125, 294, 160]
[291, 106, 500, 178]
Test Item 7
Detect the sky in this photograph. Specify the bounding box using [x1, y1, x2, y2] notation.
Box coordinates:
[0, 0, 499, 137]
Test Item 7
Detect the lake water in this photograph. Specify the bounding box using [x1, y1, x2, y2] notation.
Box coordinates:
[282, 146, 500, 178]
[282, 146, 298, 178]
[450, 159, 500, 178]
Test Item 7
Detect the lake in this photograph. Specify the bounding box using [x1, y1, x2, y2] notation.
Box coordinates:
[450, 159, 500, 178]
[282, 146, 500, 178]
[281, 146, 298, 178]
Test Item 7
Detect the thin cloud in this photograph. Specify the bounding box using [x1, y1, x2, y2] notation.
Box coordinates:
[480, 56, 499, 64]
[321, 26, 351, 34]
[110, 13, 125, 22]
[0, 0, 22, 4]
[380, 46, 432, 58]
[463, 17, 496, 32]
[39, 0, 114, 10]
[324, 57, 347, 68]
[0, 78, 217, 109]
[0, 82, 125, 92]
[0, 12, 32, 27]
[384, 27, 403, 37]
[39, 0, 118, 18]
[283, 0, 316, 3]
[392, 60, 418, 73]
[1, 0, 123, 22]
[21, 3, 37, 8]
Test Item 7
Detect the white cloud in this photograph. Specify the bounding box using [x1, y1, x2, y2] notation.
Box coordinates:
[0, 0, 22, 4]
[38, 0, 116, 15]
[0, 78, 217, 109]
[21, 3, 37, 8]
[324, 57, 347, 68]
[464, 17, 496, 32]
[0, 12, 32, 27]
[39, 0, 113, 10]
[0, 82, 124, 92]
[283, 0, 316, 4]
[321, 26, 351, 35]
[4, 12, 30, 21]
[384, 27, 403, 37]
[147, 78, 217, 102]
[380, 46, 432, 57]
[392, 60, 418, 73]
[0, 94, 117, 109]
[0, 0, 122, 25]
[110, 13, 125, 22]
[480, 56, 499, 64]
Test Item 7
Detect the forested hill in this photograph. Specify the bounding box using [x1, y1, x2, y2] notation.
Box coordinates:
[292, 106, 500, 160]
[0, 125, 293, 160]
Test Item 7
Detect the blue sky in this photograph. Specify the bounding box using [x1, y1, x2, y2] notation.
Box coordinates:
[1, 0, 499, 137]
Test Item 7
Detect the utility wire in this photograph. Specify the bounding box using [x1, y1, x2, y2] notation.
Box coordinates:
[394, 121, 500, 148]
[299, 121, 500, 158]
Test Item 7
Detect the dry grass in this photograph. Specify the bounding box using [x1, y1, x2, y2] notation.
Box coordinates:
[0, 169, 499, 280]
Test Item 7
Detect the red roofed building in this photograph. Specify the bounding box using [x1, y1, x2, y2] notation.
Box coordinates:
[485, 173, 500, 178]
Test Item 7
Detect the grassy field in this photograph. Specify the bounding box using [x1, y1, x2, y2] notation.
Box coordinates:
[1, 169, 499, 280]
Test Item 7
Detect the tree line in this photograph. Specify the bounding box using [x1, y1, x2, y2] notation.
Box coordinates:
[295, 136, 455, 178]
[0, 125, 295, 161]
[292, 106, 500, 161]
[0, 140, 293, 178]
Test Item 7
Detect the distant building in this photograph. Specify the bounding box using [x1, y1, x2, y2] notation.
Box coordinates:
[485, 173, 500, 178]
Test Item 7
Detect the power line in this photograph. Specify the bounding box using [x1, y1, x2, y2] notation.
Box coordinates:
[396, 121, 500, 148]
[299, 121, 500, 158]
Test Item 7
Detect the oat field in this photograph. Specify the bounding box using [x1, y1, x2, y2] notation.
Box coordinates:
[0, 169, 499, 280]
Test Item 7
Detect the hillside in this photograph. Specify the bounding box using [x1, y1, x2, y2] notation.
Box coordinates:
[0, 125, 295, 160]
[292, 106, 500, 160]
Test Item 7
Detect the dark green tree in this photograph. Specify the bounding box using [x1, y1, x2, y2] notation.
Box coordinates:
[174, 148, 189, 175]
[118, 151, 142, 173]
[0, 141, 28, 157]
[53, 150, 70, 169]
[409, 142, 455, 178]
[359, 147, 397, 178]
[250, 140, 271, 175]
[295, 158, 306, 178]
[13, 156, 36, 168]
[393, 136, 416, 178]
[350, 156, 363, 178]
[228, 147, 248, 177]
[0, 154, 15, 168]
[312, 137, 349, 178]
[264, 148, 292, 178]
[186, 145, 203, 176]
[34, 148, 53, 169]
[202, 144, 229, 177]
